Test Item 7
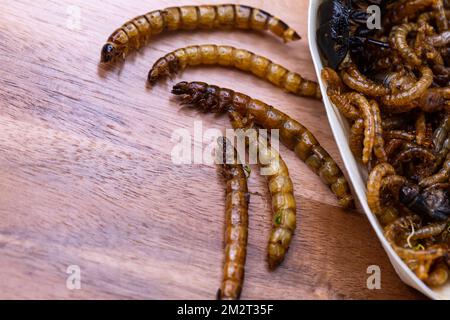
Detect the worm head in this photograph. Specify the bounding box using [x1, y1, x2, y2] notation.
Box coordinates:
[101, 43, 118, 63]
[172, 82, 208, 105]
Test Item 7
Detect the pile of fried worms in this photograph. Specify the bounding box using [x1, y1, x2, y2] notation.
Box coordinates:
[321, 0, 450, 286]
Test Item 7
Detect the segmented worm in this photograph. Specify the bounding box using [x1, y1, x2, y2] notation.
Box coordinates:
[415, 112, 429, 146]
[371, 100, 387, 162]
[341, 64, 390, 97]
[390, 23, 422, 67]
[172, 81, 354, 208]
[228, 111, 296, 269]
[381, 66, 434, 108]
[148, 44, 321, 100]
[101, 4, 300, 63]
[345, 92, 375, 164]
[410, 222, 448, 240]
[367, 163, 396, 217]
[349, 119, 365, 160]
[217, 136, 249, 300]
[419, 153, 450, 187]
[384, 216, 448, 280]
[388, 0, 438, 25]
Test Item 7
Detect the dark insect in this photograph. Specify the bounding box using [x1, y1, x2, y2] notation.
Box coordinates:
[317, 0, 390, 69]
[399, 183, 450, 221]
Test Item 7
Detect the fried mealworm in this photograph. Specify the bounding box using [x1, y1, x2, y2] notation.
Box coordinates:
[217, 136, 249, 300]
[148, 45, 321, 99]
[390, 23, 422, 67]
[419, 153, 450, 187]
[433, 113, 450, 152]
[172, 81, 354, 208]
[228, 111, 296, 269]
[415, 112, 427, 146]
[341, 64, 390, 97]
[345, 92, 375, 164]
[384, 216, 448, 280]
[349, 118, 365, 160]
[381, 66, 434, 108]
[101, 4, 300, 63]
[410, 222, 448, 240]
[367, 163, 396, 217]
[379, 175, 409, 225]
[388, 0, 437, 25]
[371, 100, 387, 162]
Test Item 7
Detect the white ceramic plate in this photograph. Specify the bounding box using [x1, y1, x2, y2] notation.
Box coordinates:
[308, 0, 450, 300]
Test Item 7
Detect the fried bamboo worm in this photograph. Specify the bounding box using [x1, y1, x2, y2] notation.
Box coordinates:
[321, 68, 360, 120]
[410, 222, 448, 240]
[341, 64, 390, 97]
[390, 23, 422, 67]
[371, 100, 387, 162]
[217, 136, 249, 300]
[381, 67, 434, 109]
[367, 163, 396, 217]
[415, 112, 427, 146]
[148, 45, 321, 100]
[349, 119, 365, 160]
[101, 4, 301, 63]
[228, 111, 296, 269]
[433, 113, 450, 152]
[419, 153, 450, 187]
[172, 81, 354, 208]
[388, 0, 438, 25]
[384, 216, 448, 280]
[345, 93, 375, 165]
[379, 175, 408, 225]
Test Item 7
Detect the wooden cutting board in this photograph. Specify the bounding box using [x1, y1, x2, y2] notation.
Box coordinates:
[0, 0, 424, 299]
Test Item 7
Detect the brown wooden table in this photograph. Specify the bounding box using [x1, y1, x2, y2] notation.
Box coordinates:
[0, 0, 424, 299]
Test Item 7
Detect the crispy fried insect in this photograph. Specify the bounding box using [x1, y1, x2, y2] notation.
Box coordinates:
[228, 111, 297, 269]
[172, 81, 354, 208]
[433, 113, 450, 153]
[346, 93, 375, 164]
[384, 130, 416, 141]
[387, 0, 438, 25]
[381, 67, 434, 108]
[392, 147, 436, 180]
[384, 216, 448, 280]
[341, 63, 390, 97]
[322, 68, 361, 120]
[390, 23, 422, 67]
[419, 153, 450, 187]
[410, 222, 448, 240]
[415, 112, 428, 146]
[349, 118, 365, 160]
[400, 182, 450, 220]
[379, 175, 408, 224]
[216, 136, 249, 300]
[367, 163, 396, 217]
[148, 45, 321, 99]
[371, 100, 388, 162]
[101, 4, 300, 63]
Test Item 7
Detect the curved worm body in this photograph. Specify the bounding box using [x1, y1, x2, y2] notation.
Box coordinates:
[101, 4, 300, 63]
[217, 137, 249, 300]
[148, 45, 321, 99]
[228, 111, 296, 269]
[367, 163, 396, 218]
[341, 64, 390, 97]
[172, 81, 354, 209]
[381, 66, 434, 108]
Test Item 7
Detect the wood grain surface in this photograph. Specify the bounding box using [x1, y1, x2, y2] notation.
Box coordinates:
[0, 0, 425, 299]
